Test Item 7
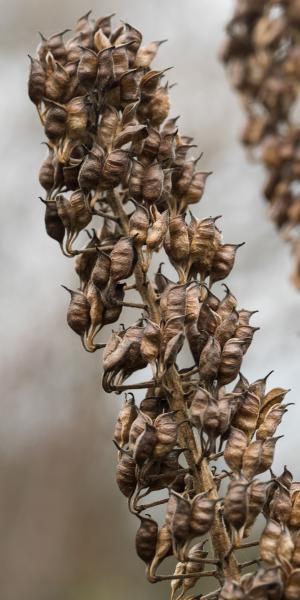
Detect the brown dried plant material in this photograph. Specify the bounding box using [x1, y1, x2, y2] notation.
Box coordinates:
[29, 13, 298, 600]
[222, 0, 300, 288]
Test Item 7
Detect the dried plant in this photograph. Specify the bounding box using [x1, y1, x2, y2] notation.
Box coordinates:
[221, 0, 300, 288]
[28, 13, 299, 599]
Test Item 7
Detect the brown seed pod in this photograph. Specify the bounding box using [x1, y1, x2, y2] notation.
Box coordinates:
[129, 202, 149, 245]
[115, 448, 137, 498]
[66, 96, 89, 141]
[210, 243, 244, 285]
[223, 476, 249, 543]
[98, 47, 115, 89]
[44, 56, 70, 102]
[142, 161, 164, 205]
[256, 403, 287, 441]
[242, 440, 263, 481]
[270, 485, 292, 526]
[78, 145, 104, 193]
[91, 251, 111, 290]
[244, 480, 269, 536]
[224, 426, 248, 472]
[259, 436, 282, 475]
[62, 286, 90, 337]
[290, 489, 300, 530]
[140, 319, 161, 370]
[232, 391, 260, 440]
[190, 491, 216, 537]
[74, 231, 99, 290]
[44, 103, 68, 141]
[136, 516, 158, 564]
[199, 336, 221, 383]
[102, 149, 130, 187]
[164, 214, 190, 268]
[218, 338, 244, 386]
[168, 491, 191, 550]
[77, 48, 98, 87]
[146, 207, 169, 252]
[188, 216, 218, 278]
[128, 159, 145, 201]
[260, 518, 282, 564]
[258, 387, 290, 428]
[109, 236, 137, 282]
[129, 411, 152, 451]
[135, 39, 166, 68]
[40, 198, 65, 246]
[38, 145, 56, 193]
[190, 387, 210, 428]
[215, 309, 239, 347]
[114, 394, 138, 448]
[28, 56, 45, 106]
[97, 106, 119, 150]
[86, 280, 105, 349]
[133, 422, 157, 467]
[154, 412, 177, 458]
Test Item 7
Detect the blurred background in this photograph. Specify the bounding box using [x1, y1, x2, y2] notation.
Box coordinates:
[0, 0, 299, 599]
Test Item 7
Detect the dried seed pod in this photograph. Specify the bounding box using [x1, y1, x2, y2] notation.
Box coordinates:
[164, 214, 190, 267]
[244, 480, 269, 536]
[140, 319, 161, 368]
[232, 391, 260, 439]
[190, 491, 216, 537]
[28, 56, 45, 106]
[270, 485, 292, 525]
[224, 427, 248, 472]
[210, 243, 244, 285]
[177, 542, 208, 598]
[135, 40, 166, 68]
[199, 336, 221, 383]
[260, 518, 282, 563]
[129, 202, 149, 245]
[256, 403, 287, 441]
[129, 411, 152, 450]
[44, 57, 70, 102]
[114, 394, 138, 448]
[136, 516, 158, 564]
[218, 338, 244, 386]
[102, 149, 130, 187]
[128, 159, 144, 202]
[258, 387, 290, 428]
[142, 161, 164, 204]
[215, 309, 239, 347]
[154, 412, 177, 457]
[40, 198, 65, 246]
[74, 231, 99, 290]
[98, 47, 115, 89]
[109, 236, 137, 282]
[146, 207, 169, 252]
[86, 280, 105, 348]
[115, 449, 137, 497]
[190, 387, 210, 428]
[91, 251, 111, 290]
[77, 48, 98, 86]
[133, 422, 157, 467]
[189, 216, 218, 278]
[242, 440, 263, 480]
[224, 476, 249, 543]
[38, 146, 56, 193]
[169, 491, 191, 549]
[259, 436, 282, 475]
[44, 103, 67, 141]
[290, 489, 300, 530]
[97, 106, 119, 150]
[62, 286, 90, 337]
[78, 145, 105, 192]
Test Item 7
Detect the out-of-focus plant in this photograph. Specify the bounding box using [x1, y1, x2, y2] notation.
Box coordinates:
[221, 0, 300, 288]
[28, 12, 299, 599]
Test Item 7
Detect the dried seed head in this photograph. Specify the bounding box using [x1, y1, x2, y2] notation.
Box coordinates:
[62, 286, 90, 337]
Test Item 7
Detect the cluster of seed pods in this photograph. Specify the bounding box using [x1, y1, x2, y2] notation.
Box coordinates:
[29, 13, 298, 599]
[221, 0, 300, 288]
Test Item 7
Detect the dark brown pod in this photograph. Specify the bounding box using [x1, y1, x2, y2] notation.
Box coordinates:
[223, 476, 249, 543]
[78, 145, 105, 192]
[218, 338, 244, 386]
[91, 251, 111, 290]
[109, 236, 137, 282]
[28, 56, 45, 105]
[40, 198, 65, 246]
[169, 492, 191, 549]
[98, 47, 114, 89]
[45, 30, 69, 63]
[62, 286, 90, 337]
[114, 394, 138, 448]
[190, 491, 216, 537]
[102, 149, 130, 187]
[115, 449, 137, 498]
[133, 422, 157, 467]
[44, 103, 67, 141]
[143, 162, 164, 204]
[199, 336, 221, 383]
[74, 230, 99, 290]
[210, 243, 244, 285]
[97, 106, 119, 150]
[77, 48, 98, 87]
[129, 202, 149, 245]
[232, 391, 260, 440]
[38, 146, 56, 192]
[136, 516, 158, 564]
[224, 426, 248, 472]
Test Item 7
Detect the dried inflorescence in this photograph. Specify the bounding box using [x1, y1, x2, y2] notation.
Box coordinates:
[29, 12, 298, 600]
[221, 0, 300, 288]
